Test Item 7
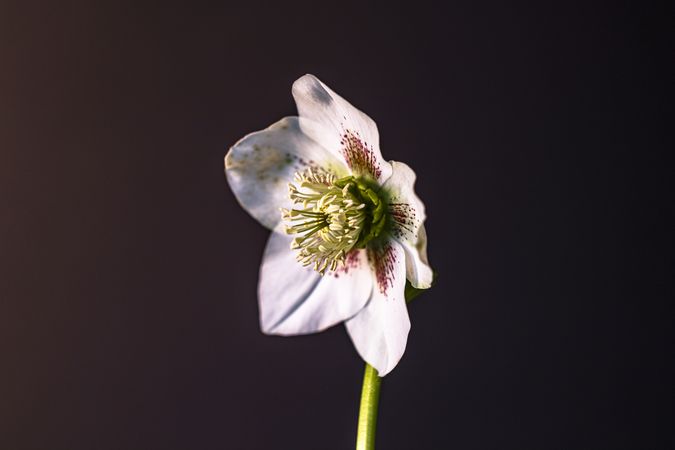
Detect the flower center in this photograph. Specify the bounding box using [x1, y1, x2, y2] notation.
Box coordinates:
[282, 168, 386, 274]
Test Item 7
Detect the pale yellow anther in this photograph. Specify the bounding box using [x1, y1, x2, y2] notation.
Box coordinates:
[281, 168, 370, 275]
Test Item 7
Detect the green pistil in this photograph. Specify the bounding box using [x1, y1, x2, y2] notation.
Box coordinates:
[333, 176, 386, 248]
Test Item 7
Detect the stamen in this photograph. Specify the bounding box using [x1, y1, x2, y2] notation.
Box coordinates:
[281, 168, 384, 274]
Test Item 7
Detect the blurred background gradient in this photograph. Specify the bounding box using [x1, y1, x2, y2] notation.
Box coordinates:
[1, 1, 672, 449]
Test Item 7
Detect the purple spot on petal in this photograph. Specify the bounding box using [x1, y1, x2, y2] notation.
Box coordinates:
[389, 203, 418, 239]
[340, 129, 382, 179]
[369, 244, 397, 295]
[332, 249, 362, 277]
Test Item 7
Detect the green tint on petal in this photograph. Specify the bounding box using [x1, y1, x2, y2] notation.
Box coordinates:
[405, 271, 437, 304]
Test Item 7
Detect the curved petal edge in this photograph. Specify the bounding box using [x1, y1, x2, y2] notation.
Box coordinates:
[345, 240, 410, 376]
[383, 161, 433, 289]
[225, 116, 346, 230]
[258, 231, 373, 336]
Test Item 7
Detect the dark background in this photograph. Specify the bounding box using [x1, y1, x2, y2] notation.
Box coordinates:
[1, 1, 672, 449]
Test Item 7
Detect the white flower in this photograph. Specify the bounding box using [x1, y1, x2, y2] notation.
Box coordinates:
[225, 75, 433, 376]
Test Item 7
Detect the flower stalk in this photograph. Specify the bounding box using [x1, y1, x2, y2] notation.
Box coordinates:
[356, 363, 381, 450]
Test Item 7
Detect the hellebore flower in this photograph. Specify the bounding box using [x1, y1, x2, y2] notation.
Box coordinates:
[225, 75, 432, 376]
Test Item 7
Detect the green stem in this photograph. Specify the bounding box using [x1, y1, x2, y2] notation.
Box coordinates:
[356, 363, 381, 450]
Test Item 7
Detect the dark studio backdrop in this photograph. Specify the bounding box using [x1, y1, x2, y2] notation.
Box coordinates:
[0, 1, 672, 449]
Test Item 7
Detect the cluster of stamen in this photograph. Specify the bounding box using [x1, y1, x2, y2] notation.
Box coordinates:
[282, 168, 383, 274]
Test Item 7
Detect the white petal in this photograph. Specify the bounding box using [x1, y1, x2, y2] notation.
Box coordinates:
[225, 116, 348, 230]
[258, 231, 373, 335]
[345, 240, 410, 376]
[382, 161, 433, 289]
[292, 74, 392, 182]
